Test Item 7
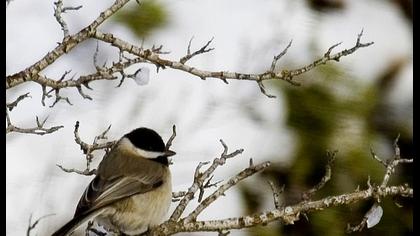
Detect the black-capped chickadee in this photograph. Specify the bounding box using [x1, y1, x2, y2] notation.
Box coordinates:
[52, 127, 176, 236]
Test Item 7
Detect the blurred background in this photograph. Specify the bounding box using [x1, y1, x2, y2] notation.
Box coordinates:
[6, 0, 412, 235]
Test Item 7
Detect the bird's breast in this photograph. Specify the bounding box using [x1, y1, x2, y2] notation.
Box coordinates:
[97, 174, 172, 235]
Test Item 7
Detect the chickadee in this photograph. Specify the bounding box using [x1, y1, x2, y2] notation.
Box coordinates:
[52, 127, 176, 236]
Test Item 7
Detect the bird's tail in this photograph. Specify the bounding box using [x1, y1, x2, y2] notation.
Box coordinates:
[51, 210, 101, 236]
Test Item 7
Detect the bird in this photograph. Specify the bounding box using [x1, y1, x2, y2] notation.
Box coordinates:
[52, 127, 176, 236]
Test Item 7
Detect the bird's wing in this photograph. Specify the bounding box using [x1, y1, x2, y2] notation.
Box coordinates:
[74, 173, 163, 218]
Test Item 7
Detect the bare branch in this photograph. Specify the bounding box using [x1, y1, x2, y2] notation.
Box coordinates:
[150, 184, 411, 235]
[27, 213, 55, 236]
[169, 140, 244, 221]
[268, 181, 285, 209]
[302, 150, 337, 200]
[56, 164, 97, 176]
[7, 0, 132, 89]
[378, 137, 412, 188]
[257, 80, 277, 98]
[370, 147, 387, 167]
[57, 121, 116, 175]
[185, 160, 271, 222]
[179, 37, 215, 64]
[63, 5, 83, 11]
[172, 191, 187, 202]
[77, 85, 93, 100]
[92, 30, 372, 97]
[32, 55, 146, 105]
[347, 137, 412, 233]
[6, 111, 63, 135]
[54, 0, 82, 38]
[49, 88, 73, 107]
[393, 133, 401, 159]
[270, 40, 293, 72]
[324, 42, 342, 58]
[6, 92, 31, 111]
[147, 139, 411, 235]
[165, 125, 177, 150]
[198, 175, 223, 202]
[93, 41, 102, 71]
[54, 0, 70, 38]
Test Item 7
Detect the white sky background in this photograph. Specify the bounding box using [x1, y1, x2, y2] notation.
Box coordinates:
[6, 0, 412, 235]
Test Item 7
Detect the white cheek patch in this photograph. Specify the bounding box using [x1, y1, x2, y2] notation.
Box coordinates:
[134, 148, 165, 159]
[120, 138, 165, 159]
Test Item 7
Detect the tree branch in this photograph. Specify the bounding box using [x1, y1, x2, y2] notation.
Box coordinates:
[302, 150, 337, 200]
[6, 111, 64, 135]
[54, 0, 83, 38]
[149, 184, 411, 236]
[56, 121, 116, 176]
[26, 213, 55, 236]
[147, 140, 411, 235]
[184, 160, 271, 223]
[179, 37, 215, 64]
[6, 92, 31, 111]
[92, 29, 373, 96]
[347, 136, 413, 232]
[6, 0, 131, 89]
[169, 140, 244, 221]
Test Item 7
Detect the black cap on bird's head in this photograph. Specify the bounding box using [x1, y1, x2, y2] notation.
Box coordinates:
[124, 127, 176, 158]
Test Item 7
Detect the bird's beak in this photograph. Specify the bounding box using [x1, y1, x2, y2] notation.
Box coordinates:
[164, 150, 176, 157]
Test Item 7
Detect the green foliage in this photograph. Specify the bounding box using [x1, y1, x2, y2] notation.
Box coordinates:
[113, 0, 168, 39]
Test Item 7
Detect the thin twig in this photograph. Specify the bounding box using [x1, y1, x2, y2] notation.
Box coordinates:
[56, 164, 97, 176]
[165, 125, 177, 150]
[270, 40, 293, 72]
[26, 213, 55, 236]
[57, 121, 116, 175]
[302, 150, 337, 200]
[169, 140, 244, 221]
[179, 37, 215, 64]
[185, 160, 271, 222]
[268, 181, 285, 209]
[54, 0, 82, 38]
[6, 92, 31, 111]
[6, 111, 63, 135]
[346, 136, 412, 233]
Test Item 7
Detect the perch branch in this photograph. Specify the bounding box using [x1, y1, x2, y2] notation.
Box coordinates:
[169, 140, 244, 221]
